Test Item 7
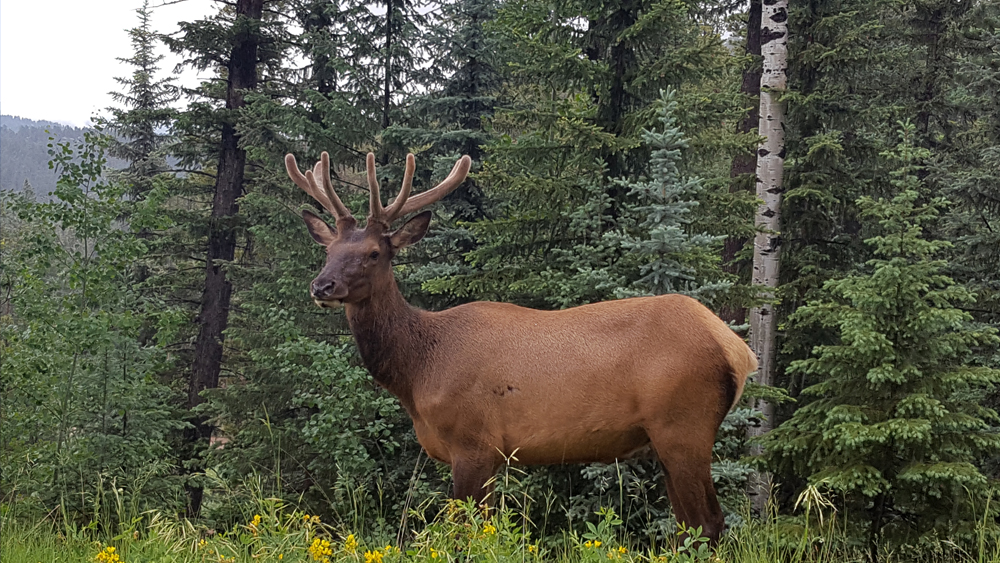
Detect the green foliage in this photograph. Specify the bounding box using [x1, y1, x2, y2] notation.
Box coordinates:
[5, 0, 1000, 556]
[5, 495, 1000, 563]
[611, 90, 729, 301]
[1, 132, 187, 525]
[763, 124, 1000, 547]
[104, 0, 177, 198]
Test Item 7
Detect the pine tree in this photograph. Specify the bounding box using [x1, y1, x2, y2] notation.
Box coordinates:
[106, 0, 177, 200]
[164, 0, 271, 516]
[383, 0, 505, 310]
[614, 89, 728, 301]
[762, 124, 1000, 552]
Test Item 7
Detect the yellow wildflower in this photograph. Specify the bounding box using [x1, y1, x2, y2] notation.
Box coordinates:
[278, 556, 283, 560]
[344, 533, 359, 553]
[249, 514, 262, 535]
[303, 514, 311, 521]
[311, 515, 321, 524]
[198, 539, 207, 549]
[527, 544, 537, 554]
[430, 548, 440, 559]
[482, 523, 497, 535]
[364, 550, 384, 563]
[584, 541, 593, 548]
[95, 546, 122, 563]
[594, 541, 602, 547]
[308, 538, 333, 561]
[618, 546, 627, 554]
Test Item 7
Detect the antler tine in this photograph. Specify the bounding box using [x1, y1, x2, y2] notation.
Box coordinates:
[285, 153, 355, 226]
[397, 155, 472, 217]
[366, 153, 384, 223]
[285, 153, 316, 195]
[314, 152, 355, 224]
[383, 153, 416, 223]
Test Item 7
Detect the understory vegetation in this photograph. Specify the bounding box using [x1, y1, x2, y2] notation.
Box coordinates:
[5, 483, 1000, 563]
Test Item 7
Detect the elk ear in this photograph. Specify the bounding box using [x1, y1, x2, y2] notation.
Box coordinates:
[302, 209, 336, 245]
[389, 210, 431, 250]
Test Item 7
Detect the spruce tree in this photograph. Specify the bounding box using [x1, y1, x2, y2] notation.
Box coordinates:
[762, 124, 1000, 552]
[164, 0, 272, 516]
[614, 90, 728, 301]
[383, 0, 504, 310]
[105, 0, 177, 200]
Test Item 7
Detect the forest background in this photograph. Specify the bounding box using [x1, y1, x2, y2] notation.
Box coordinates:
[2, 0, 1000, 561]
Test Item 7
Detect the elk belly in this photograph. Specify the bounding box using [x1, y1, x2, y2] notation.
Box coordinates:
[502, 424, 651, 466]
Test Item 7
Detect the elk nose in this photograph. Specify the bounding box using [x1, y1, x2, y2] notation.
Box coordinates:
[311, 279, 335, 298]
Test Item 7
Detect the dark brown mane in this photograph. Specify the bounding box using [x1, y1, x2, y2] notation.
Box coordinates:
[347, 296, 434, 405]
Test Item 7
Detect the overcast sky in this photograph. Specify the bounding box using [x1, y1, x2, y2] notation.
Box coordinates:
[1, 0, 215, 127]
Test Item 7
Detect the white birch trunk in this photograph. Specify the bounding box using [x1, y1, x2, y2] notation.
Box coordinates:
[748, 0, 788, 515]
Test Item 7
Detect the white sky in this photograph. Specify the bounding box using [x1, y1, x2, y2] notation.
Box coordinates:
[1, 0, 216, 127]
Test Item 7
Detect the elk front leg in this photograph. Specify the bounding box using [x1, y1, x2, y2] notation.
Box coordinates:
[451, 454, 499, 506]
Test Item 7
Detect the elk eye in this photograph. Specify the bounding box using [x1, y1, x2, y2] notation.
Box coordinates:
[369, 251, 380, 261]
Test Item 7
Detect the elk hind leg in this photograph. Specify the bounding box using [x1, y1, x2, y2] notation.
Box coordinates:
[648, 429, 724, 545]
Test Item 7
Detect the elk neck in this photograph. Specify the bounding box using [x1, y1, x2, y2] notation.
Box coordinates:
[344, 274, 438, 410]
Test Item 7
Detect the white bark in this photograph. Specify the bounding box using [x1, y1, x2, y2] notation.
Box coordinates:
[748, 0, 787, 514]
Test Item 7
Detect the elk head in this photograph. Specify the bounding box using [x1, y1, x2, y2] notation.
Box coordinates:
[285, 152, 472, 308]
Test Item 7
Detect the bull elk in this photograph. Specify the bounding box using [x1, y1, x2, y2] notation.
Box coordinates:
[285, 151, 757, 543]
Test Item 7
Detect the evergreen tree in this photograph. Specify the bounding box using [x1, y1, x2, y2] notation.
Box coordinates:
[613, 90, 728, 300]
[434, 0, 748, 310]
[935, 12, 1000, 328]
[383, 0, 505, 309]
[495, 0, 731, 179]
[762, 125, 1000, 553]
[105, 0, 177, 200]
[328, 0, 428, 140]
[164, 0, 273, 516]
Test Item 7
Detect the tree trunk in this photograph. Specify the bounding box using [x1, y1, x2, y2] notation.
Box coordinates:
[382, 0, 393, 131]
[719, 0, 762, 326]
[186, 0, 264, 517]
[748, 0, 787, 515]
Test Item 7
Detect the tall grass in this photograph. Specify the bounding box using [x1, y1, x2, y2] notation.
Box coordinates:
[3, 471, 999, 562]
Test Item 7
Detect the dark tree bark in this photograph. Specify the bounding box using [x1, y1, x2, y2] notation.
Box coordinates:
[186, 0, 264, 517]
[719, 0, 762, 325]
[382, 0, 394, 131]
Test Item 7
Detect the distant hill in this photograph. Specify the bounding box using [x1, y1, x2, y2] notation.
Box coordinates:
[0, 115, 80, 132]
[0, 115, 126, 199]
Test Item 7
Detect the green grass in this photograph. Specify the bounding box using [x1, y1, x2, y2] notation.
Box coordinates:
[3, 480, 998, 563]
[3, 496, 999, 563]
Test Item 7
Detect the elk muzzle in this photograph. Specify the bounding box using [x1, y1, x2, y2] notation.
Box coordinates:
[311, 277, 346, 308]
